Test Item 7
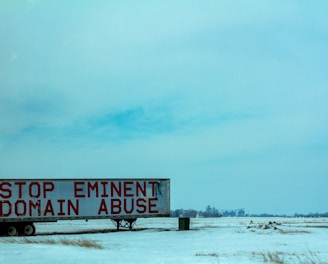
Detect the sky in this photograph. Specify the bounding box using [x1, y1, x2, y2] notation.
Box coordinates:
[0, 0, 328, 215]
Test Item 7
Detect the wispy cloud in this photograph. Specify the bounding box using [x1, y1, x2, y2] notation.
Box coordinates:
[1, 1, 328, 213]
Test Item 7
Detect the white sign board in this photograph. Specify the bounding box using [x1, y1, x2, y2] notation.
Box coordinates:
[0, 179, 170, 221]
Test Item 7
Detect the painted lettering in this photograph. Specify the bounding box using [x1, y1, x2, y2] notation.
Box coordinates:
[0, 200, 11, 217]
[100, 181, 109, 198]
[136, 198, 147, 213]
[58, 199, 65, 216]
[136, 181, 146, 197]
[67, 199, 79, 216]
[15, 181, 26, 198]
[43, 182, 55, 198]
[110, 182, 121, 197]
[124, 198, 134, 213]
[98, 199, 108, 215]
[29, 200, 41, 216]
[111, 199, 121, 214]
[149, 197, 158, 213]
[148, 181, 158, 196]
[15, 200, 27, 216]
[123, 181, 134, 197]
[29, 182, 41, 198]
[0, 182, 11, 199]
[44, 200, 55, 216]
[74, 181, 85, 198]
[87, 182, 99, 197]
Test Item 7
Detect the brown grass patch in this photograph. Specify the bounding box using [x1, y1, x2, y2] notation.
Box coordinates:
[304, 225, 328, 229]
[257, 252, 284, 263]
[4, 238, 103, 249]
[278, 230, 311, 234]
[195, 252, 218, 257]
[252, 251, 322, 264]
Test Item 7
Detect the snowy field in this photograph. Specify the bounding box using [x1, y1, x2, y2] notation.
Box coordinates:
[1, 217, 328, 264]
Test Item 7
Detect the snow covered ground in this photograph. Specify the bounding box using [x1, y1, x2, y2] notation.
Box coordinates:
[1, 217, 328, 264]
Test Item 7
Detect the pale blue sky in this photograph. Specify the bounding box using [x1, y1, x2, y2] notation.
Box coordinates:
[1, 0, 327, 214]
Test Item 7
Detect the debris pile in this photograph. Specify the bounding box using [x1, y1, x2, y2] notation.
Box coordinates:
[247, 220, 282, 231]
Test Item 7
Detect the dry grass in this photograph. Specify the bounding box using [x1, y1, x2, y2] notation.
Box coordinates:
[4, 238, 103, 249]
[195, 252, 218, 257]
[202, 224, 220, 229]
[278, 230, 311, 234]
[252, 251, 323, 264]
[304, 225, 328, 229]
[296, 251, 323, 264]
[235, 229, 245, 233]
[257, 252, 284, 263]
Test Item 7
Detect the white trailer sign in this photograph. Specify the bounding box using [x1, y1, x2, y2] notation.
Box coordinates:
[0, 178, 170, 236]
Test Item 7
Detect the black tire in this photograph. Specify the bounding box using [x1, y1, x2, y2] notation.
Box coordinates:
[23, 223, 35, 236]
[7, 225, 18, 236]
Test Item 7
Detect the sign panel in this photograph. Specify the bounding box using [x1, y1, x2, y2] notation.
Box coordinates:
[0, 179, 170, 221]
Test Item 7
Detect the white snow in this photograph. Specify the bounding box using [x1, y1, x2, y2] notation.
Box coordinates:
[1, 217, 328, 263]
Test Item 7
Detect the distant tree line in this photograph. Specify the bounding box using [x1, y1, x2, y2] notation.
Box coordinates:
[293, 212, 328, 218]
[244, 212, 328, 218]
[170, 205, 328, 218]
[170, 205, 246, 218]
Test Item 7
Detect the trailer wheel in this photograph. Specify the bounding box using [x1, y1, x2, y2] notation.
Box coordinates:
[23, 223, 35, 236]
[7, 225, 18, 236]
